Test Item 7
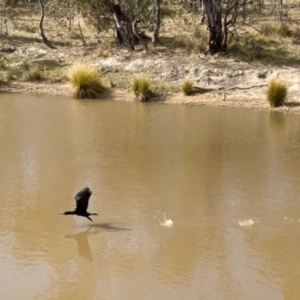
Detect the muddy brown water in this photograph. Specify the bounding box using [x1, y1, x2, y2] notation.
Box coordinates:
[0, 93, 300, 299]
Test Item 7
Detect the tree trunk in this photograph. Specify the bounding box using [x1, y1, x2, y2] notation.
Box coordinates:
[203, 0, 224, 54]
[38, 0, 55, 49]
[152, 0, 161, 46]
[74, 4, 86, 46]
[242, 0, 246, 22]
[132, 17, 149, 52]
[200, 0, 206, 24]
[112, 4, 134, 50]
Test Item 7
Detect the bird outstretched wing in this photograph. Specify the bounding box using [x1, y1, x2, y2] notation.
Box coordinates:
[74, 187, 92, 213]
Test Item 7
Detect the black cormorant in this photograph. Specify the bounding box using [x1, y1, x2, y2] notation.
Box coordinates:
[63, 187, 98, 221]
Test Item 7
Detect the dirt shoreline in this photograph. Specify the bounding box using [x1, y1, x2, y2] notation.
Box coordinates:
[1, 42, 300, 114]
[1, 78, 300, 115]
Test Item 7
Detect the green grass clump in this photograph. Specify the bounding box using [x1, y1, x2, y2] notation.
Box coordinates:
[131, 75, 151, 102]
[266, 78, 288, 107]
[69, 62, 106, 99]
[181, 77, 194, 95]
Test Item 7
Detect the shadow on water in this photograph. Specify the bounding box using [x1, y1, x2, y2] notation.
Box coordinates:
[285, 102, 300, 108]
[87, 222, 132, 231]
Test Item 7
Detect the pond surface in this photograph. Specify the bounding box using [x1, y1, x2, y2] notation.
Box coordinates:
[0, 93, 300, 299]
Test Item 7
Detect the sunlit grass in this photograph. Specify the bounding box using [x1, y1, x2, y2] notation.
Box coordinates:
[159, 27, 208, 54]
[260, 22, 293, 38]
[69, 62, 106, 99]
[172, 33, 208, 53]
[266, 78, 288, 107]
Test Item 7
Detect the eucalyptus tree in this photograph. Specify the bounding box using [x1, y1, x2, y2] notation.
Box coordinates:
[38, 0, 55, 48]
[202, 0, 222, 54]
[203, 0, 252, 54]
[100, 0, 155, 50]
[152, 0, 162, 46]
[79, 0, 164, 49]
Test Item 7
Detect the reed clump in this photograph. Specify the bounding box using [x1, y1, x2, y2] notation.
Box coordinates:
[69, 62, 106, 99]
[181, 77, 194, 95]
[131, 74, 151, 102]
[266, 78, 288, 107]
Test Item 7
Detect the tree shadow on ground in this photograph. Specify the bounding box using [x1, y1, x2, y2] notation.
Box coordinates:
[228, 37, 300, 66]
[7, 34, 72, 47]
[30, 59, 69, 69]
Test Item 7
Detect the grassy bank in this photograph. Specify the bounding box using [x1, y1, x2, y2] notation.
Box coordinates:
[0, 3, 299, 113]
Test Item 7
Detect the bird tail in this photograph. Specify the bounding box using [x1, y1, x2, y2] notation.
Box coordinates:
[90, 213, 98, 215]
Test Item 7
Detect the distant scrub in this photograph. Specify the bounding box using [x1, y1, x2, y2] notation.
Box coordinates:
[24, 64, 44, 82]
[266, 78, 288, 107]
[69, 62, 106, 99]
[172, 33, 208, 53]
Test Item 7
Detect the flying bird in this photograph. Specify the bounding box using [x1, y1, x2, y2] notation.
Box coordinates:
[63, 187, 98, 221]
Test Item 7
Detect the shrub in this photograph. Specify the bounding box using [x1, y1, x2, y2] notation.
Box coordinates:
[260, 23, 278, 36]
[6, 70, 16, 82]
[292, 27, 300, 39]
[48, 68, 68, 84]
[24, 64, 44, 82]
[278, 23, 292, 38]
[260, 23, 292, 38]
[181, 77, 194, 95]
[131, 75, 151, 102]
[266, 78, 288, 107]
[69, 62, 106, 99]
[97, 44, 110, 57]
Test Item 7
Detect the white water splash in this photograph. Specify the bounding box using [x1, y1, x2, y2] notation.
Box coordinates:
[161, 214, 173, 228]
[284, 217, 296, 222]
[238, 219, 254, 227]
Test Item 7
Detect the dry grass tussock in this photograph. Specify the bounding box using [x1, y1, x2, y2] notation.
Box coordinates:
[69, 62, 106, 99]
[131, 75, 153, 102]
[266, 78, 288, 107]
[181, 77, 194, 95]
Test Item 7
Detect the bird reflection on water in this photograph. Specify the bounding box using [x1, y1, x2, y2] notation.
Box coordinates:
[65, 228, 96, 261]
[65, 223, 131, 260]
